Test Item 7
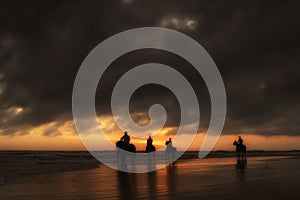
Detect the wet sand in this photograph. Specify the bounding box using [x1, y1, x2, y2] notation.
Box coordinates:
[0, 156, 299, 199]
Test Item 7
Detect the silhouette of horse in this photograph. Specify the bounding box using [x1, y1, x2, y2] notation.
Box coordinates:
[233, 141, 247, 170]
[145, 144, 156, 153]
[145, 144, 156, 165]
[116, 140, 136, 165]
[233, 141, 246, 158]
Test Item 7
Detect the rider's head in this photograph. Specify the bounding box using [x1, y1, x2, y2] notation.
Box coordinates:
[124, 131, 128, 135]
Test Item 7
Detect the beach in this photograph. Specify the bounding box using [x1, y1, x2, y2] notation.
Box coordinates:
[0, 152, 300, 200]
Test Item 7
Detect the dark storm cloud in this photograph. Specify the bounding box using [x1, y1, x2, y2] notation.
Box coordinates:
[0, 0, 299, 136]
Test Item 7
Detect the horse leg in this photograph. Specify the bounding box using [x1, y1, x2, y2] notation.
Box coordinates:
[166, 151, 170, 162]
[237, 158, 241, 168]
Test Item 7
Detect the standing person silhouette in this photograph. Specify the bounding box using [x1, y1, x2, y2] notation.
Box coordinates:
[121, 131, 130, 146]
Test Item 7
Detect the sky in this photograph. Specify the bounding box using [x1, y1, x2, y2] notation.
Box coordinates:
[0, 0, 299, 151]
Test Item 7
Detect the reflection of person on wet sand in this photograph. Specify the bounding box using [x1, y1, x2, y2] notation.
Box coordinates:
[166, 162, 177, 199]
[117, 171, 137, 200]
[233, 136, 247, 170]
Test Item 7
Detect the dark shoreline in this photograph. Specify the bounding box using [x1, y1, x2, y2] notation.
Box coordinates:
[1, 150, 300, 157]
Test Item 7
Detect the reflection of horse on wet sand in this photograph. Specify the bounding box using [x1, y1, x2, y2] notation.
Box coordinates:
[116, 140, 136, 165]
[233, 141, 247, 170]
[145, 143, 156, 163]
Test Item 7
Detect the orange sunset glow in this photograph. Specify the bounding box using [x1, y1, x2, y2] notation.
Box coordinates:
[0, 117, 299, 151]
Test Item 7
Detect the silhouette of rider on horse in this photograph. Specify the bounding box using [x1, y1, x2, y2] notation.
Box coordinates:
[146, 136, 156, 152]
[233, 136, 247, 170]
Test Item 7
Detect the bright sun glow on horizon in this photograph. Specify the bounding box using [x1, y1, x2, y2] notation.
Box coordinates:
[0, 116, 299, 151]
[0, 108, 299, 151]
